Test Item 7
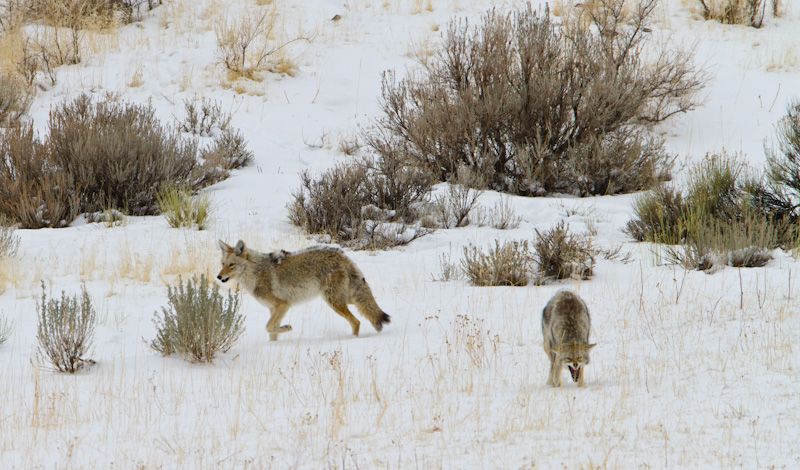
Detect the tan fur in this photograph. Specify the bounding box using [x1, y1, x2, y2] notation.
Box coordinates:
[541, 290, 596, 387]
[217, 240, 390, 341]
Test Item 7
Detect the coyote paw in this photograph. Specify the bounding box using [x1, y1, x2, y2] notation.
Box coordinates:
[280, 325, 292, 332]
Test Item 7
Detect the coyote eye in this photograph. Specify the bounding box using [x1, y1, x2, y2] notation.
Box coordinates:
[228, 263, 235, 268]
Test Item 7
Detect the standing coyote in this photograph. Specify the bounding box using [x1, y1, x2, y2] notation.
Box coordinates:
[542, 290, 596, 387]
[217, 240, 390, 341]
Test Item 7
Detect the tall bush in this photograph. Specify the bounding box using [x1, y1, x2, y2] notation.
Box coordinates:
[366, 1, 703, 197]
[0, 94, 231, 228]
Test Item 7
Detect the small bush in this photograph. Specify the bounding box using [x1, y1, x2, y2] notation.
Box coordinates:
[0, 313, 12, 348]
[215, 6, 307, 81]
[488, 195, 521, 230]
[627, 154, 784, 270]
[0, 75, 31, 127]
[158, 188, 214, 230]
[533, 221, 595, 283]
[0, 94, 225, 228]
[288, 157, 434, 249]
[434, 169, 484, 228]
[366, 1, 703, 197]
[434, 250, 463, 282]
[697, 0, 780, 27]
[151, 274, 244, 363]
[178, 98, 231, 136]
[200, 128, 253, 170]
[461, 240, 532, 286]
[664, 211, 777, 270]
[0, 223, 20, 259]
[36, 283, 96, 373]
[624, 185, 687, 243]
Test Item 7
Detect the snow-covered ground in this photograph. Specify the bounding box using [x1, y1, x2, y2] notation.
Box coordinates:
[1, 0, 799, 468]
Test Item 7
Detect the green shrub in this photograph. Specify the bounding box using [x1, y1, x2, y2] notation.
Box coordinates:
[151, 274, 244, 363]
[36, 283, 96, 373]
[627, 153, 784, 270]
[158, 188, 214, 230]
[365, 1, 702, 197]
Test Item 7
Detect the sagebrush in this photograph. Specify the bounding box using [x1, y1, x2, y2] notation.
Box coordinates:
[461, 240, 532, 286]
[36, 283, 96, 373]
[151, 274, 244, 363]
[288, 156, 433, 249]
[0, 94, 234, 229]
[626, 154, 785, 270]
[0, 223, 20, 259]
[366, 1, 703, 197]
[533, 221, 595, 283]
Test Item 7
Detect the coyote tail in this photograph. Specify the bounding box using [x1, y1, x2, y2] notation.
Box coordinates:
[351, 272, 391, 331]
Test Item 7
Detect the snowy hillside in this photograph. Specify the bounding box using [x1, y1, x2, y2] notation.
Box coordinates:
[1, 0, 798, 468]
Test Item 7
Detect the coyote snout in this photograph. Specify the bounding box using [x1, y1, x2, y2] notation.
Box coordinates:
[217, 240, 390, 341]
[541, 290, 596, 387]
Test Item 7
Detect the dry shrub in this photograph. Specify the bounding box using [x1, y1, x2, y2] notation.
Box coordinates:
[178, 98, 231, 136]
[0, 75, 31, 126]
[150, 274, 244, 363]
[434, 167, 484, 229]
[533, 221, 595, 283]
[366, 1, 703, 197]
[288, 156, 434, 249]
[461, 240, 532, 286]
[489, 195, 522, 230]
[215, 5, 308, 81]
[36, 283, 96, 373]
[200, 128, 253, 171]
[697, 0, 780, 27]
[1, 0, 162, 87]
[0, 223, 20, 259]
[0, 312, 12, 348]
[0, 94, 223, 228]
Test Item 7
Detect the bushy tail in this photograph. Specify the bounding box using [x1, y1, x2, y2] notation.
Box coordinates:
[351, 273, 391, 332]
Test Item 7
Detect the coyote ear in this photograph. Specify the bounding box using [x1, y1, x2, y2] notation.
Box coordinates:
[234, 240, 246, 256]
[218, 240, 232, 252]
[586, 343, 597, 350]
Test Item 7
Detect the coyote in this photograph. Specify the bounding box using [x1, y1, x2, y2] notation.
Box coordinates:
[217, 240, 390, 341]
[541, 290, 596, 387]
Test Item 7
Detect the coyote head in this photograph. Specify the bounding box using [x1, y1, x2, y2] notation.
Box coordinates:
[554, 342, 596, 382]
[217, 240, 247, 283]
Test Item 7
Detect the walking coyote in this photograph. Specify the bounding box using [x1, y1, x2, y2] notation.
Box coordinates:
[542, 290, 596, 387]
[217, 240, 391, 341]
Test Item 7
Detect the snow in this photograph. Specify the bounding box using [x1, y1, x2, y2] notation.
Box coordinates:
[1, 0, 799, 468]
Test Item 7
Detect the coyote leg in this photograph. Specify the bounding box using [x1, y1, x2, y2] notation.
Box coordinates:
[324, 271, 361, 336]
[329, 303, 361, 336]
[266, 302, 291, 341]
[577, 367, 586, 388]
[547, 357, 562, 387]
